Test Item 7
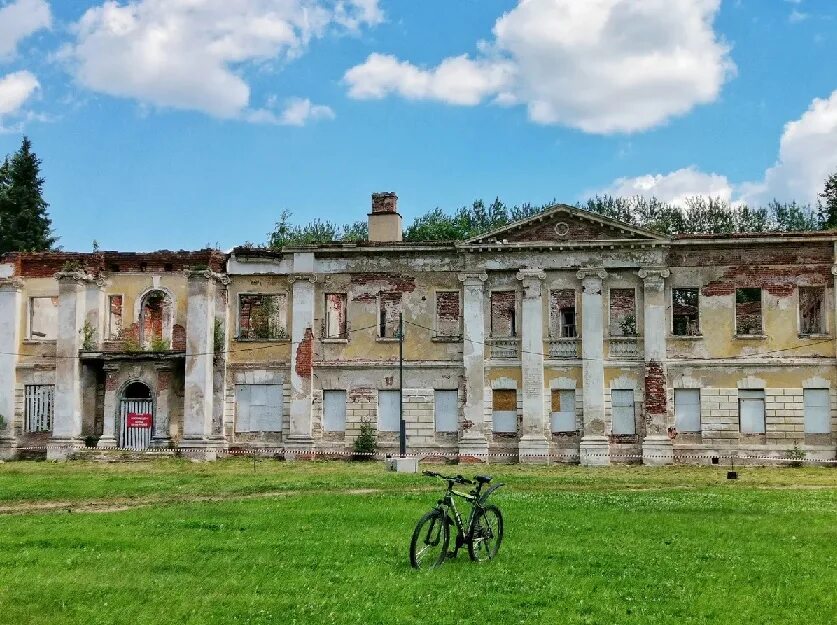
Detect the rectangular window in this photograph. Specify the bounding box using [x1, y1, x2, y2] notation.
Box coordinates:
[549, 289, 576, 338]
[550, 389, 576, 433]
[735, 288, 762, 336]
[377, 390, 401, 432]
[672, 288, 700, 336]
[739, 389, 765, 433]
[803, 388, 830, 434]
[492, 389, 517, 433]
[238, 294, 288, 340]
[434, 390, 459, 433]
[490, 291, 516, 337]
[234, 384, 282, 432]
[674, 389, 701, 432]
[324, 293, 347, 338]
[29, 296, 58, 340]
[107, 295, 123, 339]
[435, 291, 461, 338]
[379, 293, 402, 338]
[322, 390, 347, 433]
[24, 384, 54, 432]
[799, 287, 826, 335]
[611, 389, 636, 435]
[609, 289, 637, 337]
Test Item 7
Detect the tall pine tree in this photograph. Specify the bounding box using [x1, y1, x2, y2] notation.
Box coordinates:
[0, 136, 57, 254]
[820, 171, 837, 230]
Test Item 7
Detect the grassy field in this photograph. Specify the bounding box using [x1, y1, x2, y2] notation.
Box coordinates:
[0, 461, 835, 625]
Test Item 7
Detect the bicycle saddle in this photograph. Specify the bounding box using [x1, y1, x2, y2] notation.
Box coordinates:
[475, 475, 492, 484]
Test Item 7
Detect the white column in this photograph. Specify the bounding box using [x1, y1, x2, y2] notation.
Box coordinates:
[153, 366, 172, 446]
[287, 273, 317, 452]
[639, 268, 673, 465]
[458, 272, 489, 457]
[50, 271, 87, 458]
[517, 269, 549, 463]
[182, 270, 221, 456]
[98, 365, 118, 448]
[577, 268, 609, 466]
[0, 278, 22, 457]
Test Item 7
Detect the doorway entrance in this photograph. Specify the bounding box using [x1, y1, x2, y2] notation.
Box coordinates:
[119, 382, 154, 450]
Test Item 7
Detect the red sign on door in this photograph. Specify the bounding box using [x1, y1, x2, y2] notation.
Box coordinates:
[127, 412, 152, 428]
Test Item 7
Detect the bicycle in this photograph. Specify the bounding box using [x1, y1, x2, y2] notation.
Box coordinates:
[409, 470, 504, 569]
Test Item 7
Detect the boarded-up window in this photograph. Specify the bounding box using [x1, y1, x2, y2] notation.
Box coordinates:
[611, 389, 636, 434]
[549, 289, 576, 338]
[739, 389, 765, 433]
[674, 389, 701, 432]
[803, 388, 830, 434]
[490, 291, 516, 337]
[799, 287, 826, 335]
[609, 289, 637, 337]
[379, 293, 402, 338]
[323, 390, 347, 432]
[29, 297, 58, 340]
[434, 390, 459, 432]
[235, 384, 282, 432]
[24, 384, 54, 432]
[107, 295, 123, 339]
[735, 288, 762, 335]
[492, 389, 517, 433]
[672, 288, 700, 336]
[550, 389, 576, 432]
[435, 291, 461, 338]
[378, 390, 401, 431]
[238, 294, 287, 340]
[324, 293, 347, 338]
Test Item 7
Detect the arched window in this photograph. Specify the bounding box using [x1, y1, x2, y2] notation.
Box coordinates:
[123, 381, 152, 400]
[139, 289, 173, 349]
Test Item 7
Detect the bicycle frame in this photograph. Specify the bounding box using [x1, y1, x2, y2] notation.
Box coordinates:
[435, 478, 501, 545]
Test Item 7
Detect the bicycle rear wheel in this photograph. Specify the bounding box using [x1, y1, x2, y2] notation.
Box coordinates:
[410, 509, 450, 570]
[467, 504, 503, 562]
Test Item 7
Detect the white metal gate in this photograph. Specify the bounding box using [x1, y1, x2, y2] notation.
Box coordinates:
[24, 384, 54, 432]
[119, 399, 154, 450]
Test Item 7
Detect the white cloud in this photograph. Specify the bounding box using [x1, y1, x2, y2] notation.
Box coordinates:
[344, 0, 734, 134]
[246, 96, 335, 126]
[0, 70, 40, 117]
[603, 90, 837, 206]
[0, 0, 52, 59]
[61, 0, 381, 119]
[603, 167, 733, 206]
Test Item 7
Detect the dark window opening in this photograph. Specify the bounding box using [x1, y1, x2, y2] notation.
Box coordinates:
[672, 288, 700, 336]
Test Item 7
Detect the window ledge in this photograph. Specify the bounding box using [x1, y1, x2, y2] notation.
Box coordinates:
[669, 334, 703, 340]
[432, 335, 462, 343]
[321, 337, 349, 344]
[23, 339, 56, 345]
[376, 337, 401, 343]
[799, 333, 831, 339]
[734, 334, 767, 340]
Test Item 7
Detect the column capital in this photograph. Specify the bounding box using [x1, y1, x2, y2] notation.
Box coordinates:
[576, 267, 608, 282]
[638, 268, 670, 292]
[0, 277, 24, 292]
[54, 270, 93, 285]
[517, 269, 545, 299]
[186, 268, 229, 285]
[516, 268, 546, 282]
[458, 272, 488, 286]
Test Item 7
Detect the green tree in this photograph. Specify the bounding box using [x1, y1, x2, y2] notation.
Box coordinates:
[0, 136, 57, 254]
[819, 171, 837, 229]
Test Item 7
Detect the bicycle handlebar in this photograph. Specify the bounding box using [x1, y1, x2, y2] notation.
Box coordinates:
[422, 470, 473, 485]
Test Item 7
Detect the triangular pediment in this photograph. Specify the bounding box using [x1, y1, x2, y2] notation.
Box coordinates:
[464, 204, 666, 246]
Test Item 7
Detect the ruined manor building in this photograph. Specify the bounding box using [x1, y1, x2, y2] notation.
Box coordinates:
[1, 194, 836, 463]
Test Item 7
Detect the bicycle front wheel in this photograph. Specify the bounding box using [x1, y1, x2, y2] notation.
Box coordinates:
[468, 504, 503, 562]
[409, 509, 450, 570]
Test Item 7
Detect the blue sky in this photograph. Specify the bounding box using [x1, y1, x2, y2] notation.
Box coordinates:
[0, 0, 836, 252]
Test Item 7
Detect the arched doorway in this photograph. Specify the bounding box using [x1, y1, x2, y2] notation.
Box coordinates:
[120, 381, 154, 450]
[139, 289, 173, 349]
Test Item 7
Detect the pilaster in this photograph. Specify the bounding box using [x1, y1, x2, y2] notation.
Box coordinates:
[98, 364, 119, 448]
[458, 272, 489, 458]
[49, 271, 88, 458]
[639, 268, 673, 465]
[577, 268, 609, 466]
[287, 272, 317, 453]
[517, 269, 549, 463]
[152, 365, 173, 447]
[0, 278, 23, 458]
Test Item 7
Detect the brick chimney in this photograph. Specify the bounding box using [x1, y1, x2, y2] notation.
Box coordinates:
[368, 192, 402, 242]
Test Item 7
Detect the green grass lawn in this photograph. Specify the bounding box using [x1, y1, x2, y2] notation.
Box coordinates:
[1, 461, 835, 625]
